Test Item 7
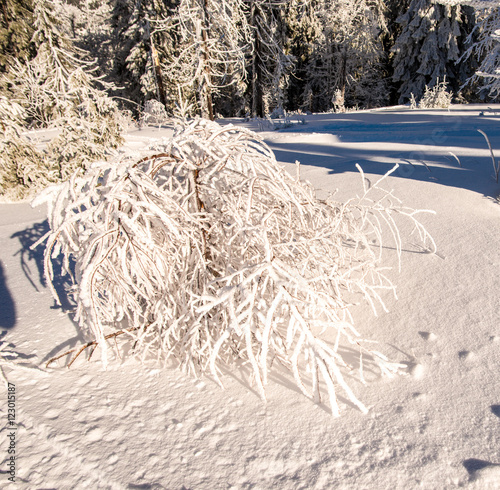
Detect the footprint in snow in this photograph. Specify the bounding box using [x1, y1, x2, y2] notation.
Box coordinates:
[463, 459, 500, 487]
[491, 405, 500, 418]
[458, 350, 474, 361]
[404, 362, 425, 379]
[418, 331, 437, 341]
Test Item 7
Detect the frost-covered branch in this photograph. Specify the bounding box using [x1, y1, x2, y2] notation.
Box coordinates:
[35, 119, 436, 415]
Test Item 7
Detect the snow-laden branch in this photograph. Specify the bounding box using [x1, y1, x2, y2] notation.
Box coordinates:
[35, 119, 436, 415]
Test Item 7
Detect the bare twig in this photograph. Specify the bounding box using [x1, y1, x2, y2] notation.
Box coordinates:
[478, 129, 500, 183]
[46, 327, 140, 368]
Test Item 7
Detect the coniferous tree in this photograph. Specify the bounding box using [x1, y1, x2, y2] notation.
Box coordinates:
[158, 0, 248, 120]
[301, 0, 388, 112]
[284, 1, 323, 112]
[59, 0, 115, 82]
[109, 0, 177, 113]
[391, 0, 475, 103]
[0, 0, 35, 77]
[7, 0, 90, 125]
[244, 0, 295, 117]
[381, 0, 411, 104]
[1, 0, 124, 199]
[461, 5, 500, 100]
[0, 96, 47, 200]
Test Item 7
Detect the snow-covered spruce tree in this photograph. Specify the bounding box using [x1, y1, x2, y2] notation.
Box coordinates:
[0, 0, 35, 78]
[391, 0, 476, 103]
[156, 0, 248, 120]
[2, 0, 124, 196]
[109, 0, 177, 112]
[58, 0, 116, 84]
[301, 0, 389, 112]
[36, 119, 436, 416]
[460, 5, 500, 100]
[244, 0, 296, 117]
[382, 0, 412, 105]
[284, 1, 323, 112]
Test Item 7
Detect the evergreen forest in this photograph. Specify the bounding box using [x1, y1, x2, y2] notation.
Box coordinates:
[1, 0, 499, 120]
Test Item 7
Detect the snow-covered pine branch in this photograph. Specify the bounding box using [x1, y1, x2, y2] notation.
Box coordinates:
[0, 0, 124, 200]
[35, 119, 436, 416]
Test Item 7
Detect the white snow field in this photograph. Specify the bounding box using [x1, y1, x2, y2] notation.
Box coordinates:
[1, 105, 500, 489]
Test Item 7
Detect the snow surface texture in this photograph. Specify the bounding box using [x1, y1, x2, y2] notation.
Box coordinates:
[1, 105, 500, 488]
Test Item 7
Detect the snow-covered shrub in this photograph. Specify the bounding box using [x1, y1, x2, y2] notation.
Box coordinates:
[116, 109, 136, 132]
[140, 99, 170, 127]
[418, 78, 453, 109]
[270, 106, 286, 119]
[36, 119, 435, 415]
[332, 89, 346, 113]
[409, 93, 418, 109]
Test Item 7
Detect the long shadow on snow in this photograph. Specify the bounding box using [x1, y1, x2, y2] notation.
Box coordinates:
[0, 262, 16, 328]
[218, 344, 392, 416]
[10, 221, 84, 361]
[277, 109, 500, 146]
[10, 220, 75, 311]
[269, 142, 500, 198]
[267, 118, 500, 198]
[0, 330, 38, 363]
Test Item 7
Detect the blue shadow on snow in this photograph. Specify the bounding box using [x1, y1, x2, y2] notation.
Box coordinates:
[10, 220, 75, 312]
[0, 262, 16, 328]
[267, 109, 500, 198]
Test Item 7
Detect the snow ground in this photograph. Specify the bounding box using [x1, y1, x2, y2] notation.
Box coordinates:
[1, 105, 499, 489]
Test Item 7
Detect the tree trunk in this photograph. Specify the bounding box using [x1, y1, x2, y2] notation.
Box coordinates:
[146, 19, 167, 107]
[339, 49, 347, 102]
[151, 40, 167, 107]
[200, 0, 214, 120]
[251, 3, 264, 118]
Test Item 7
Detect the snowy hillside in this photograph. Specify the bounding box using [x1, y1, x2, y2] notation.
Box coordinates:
[1, 106, 499, 489]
